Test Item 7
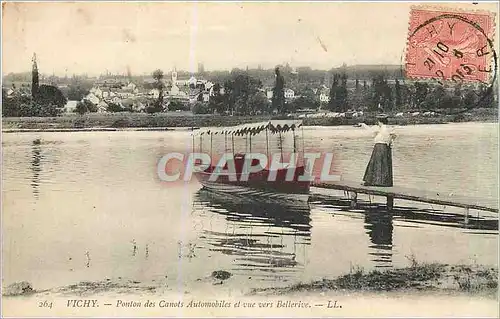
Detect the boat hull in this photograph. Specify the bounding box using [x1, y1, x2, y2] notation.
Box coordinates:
[197, 179, 310, 203]
[194, 165, 311, 203]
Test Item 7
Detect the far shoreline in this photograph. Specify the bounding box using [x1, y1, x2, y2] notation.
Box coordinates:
[2, 109, 498, 133]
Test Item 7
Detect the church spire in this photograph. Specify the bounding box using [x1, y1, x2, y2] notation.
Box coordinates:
[31, 53, 39, 98]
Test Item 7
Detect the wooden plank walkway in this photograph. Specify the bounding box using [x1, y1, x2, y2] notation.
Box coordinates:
[311, 180, 498, 213]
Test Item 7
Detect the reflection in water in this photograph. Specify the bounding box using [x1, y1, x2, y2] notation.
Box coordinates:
[396, 207, 499, 231]
[364, 211, 394, 268]
[193, 189, 311, 280]
[311, 193, 498, 231]
[311, 193, 498, 269]
[31, 141, 42, 199]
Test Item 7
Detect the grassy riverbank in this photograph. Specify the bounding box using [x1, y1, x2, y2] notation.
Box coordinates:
[251, 263, 498, 298]
[3, 263, 497, 317]
[3, 262, 497, 298]
[2, 108, 497, 132]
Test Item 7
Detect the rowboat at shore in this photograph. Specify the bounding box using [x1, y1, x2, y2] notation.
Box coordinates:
[192, 120, 311, 203]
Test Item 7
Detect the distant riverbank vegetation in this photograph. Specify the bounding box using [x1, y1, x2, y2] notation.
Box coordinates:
[2, 108, 497, 132]
[3, 64, 497, 118]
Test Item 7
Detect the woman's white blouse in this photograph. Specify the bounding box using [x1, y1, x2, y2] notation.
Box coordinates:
[361, 123, 396, 145]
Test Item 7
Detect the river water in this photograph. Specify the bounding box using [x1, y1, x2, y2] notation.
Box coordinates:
[2, 122, 498, 293]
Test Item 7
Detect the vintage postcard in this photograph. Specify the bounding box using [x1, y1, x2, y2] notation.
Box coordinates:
[1, 1, 499, 318]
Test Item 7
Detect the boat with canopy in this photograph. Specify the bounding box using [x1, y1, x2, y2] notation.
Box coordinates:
[192, 120, 311, 202]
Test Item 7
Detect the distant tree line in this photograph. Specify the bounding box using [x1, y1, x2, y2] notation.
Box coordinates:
[319, 71, 496, 113]
[3, 64, 496, 117]
[2, 85, 67, 117]
[203, 69, 269, 115]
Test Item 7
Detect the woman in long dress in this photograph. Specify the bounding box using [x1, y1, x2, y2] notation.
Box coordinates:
[360, 114, 396, 187]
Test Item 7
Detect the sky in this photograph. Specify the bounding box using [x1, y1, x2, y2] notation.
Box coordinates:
[2, 2, 498, 76]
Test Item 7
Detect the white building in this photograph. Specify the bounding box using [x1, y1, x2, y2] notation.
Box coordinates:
[64, 100, 78, 113]
[125, 82, 137, 91]
[266, 90, 273, 100]
[205, 81, 214, 90]
[149, 89, 160, 99]
[97, 101, 108, 113]
[202, 91, 210, 103]
[319, 88, 330, 103]
[187, 76, 197, 87]
[105, 96, 122, 105]
[284, 88, 295, 99]
[89, 87, 103, 98]
[84, 93, 100, 105]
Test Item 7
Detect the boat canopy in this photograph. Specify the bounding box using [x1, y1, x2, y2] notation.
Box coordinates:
[193, 120, 303, 136]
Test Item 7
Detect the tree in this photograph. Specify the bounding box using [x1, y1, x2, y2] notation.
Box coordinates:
[168, 100, 189, 112]
[328, 74, 339, 111]
[2, 89, 21, 116]
[32, 53, 39, 98]
[75, 101, 88, 115]
[27, 85, 67, 116]
[371, 75, 391, 111]
[152, 69, 165, 111]
[192, 102, 210, 114]
[75, 100, 97, 114]
[208, 83, 226, 114]
[476, 84, 495, 108]
[66, 84, 91, 101]
[224, 70, 262, 115]
[247, 92, 269, 114]
[197, 93, 204, 102]
[37, 85, 66, 107]
[107, 102, 126, 113]
[272, 67, 285, 113]
[395, 79, 402, 109]
[348, 85, 370, 111]
[462, 86, 478, 109]
[291, 94, 319, 111]
[382, 80, 393, 111]
[414, 82, 429, 109]
[427, 86, 447, 110]
[334, 72, 348, 112]
[295, 86, 319, 110]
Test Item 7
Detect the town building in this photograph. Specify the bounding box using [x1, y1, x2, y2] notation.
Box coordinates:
[284, 88, 295, 99]
[319, 87, 330, 103]
[64, 100, 78, 113]
[266, 90, 273, 101]
[78, 68, 215, 113]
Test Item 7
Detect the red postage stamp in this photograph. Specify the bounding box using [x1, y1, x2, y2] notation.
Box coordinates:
[406, 7, 496, 83]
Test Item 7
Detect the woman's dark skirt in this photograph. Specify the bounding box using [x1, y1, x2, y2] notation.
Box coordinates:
[363, 143, 393, 187]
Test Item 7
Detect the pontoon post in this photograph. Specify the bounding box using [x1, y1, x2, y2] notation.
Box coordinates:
[301, 125, 305, 166]
[192, 133, 194, 154]
[224, 132, 227, 152]
[245, 134, 248, 153]
[279, 131, 283, 162]
[464, 207, 470, 225]
[350, 192, 358, 208]
[265, 128, 269, 163]
[292, 128, 297, 154]
[199, 135, 202, 153]
[387, 196, 394, 211]
[249, 134, 252, 153]
[231, 134, 235, 155]
[210, 133, 213, 159]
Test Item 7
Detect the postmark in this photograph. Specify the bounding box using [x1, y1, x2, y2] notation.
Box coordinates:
[406, 7, 496, 84]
